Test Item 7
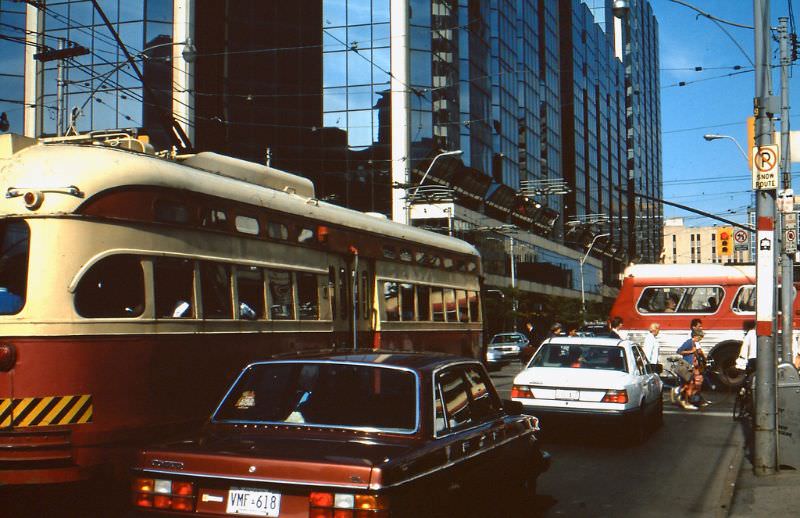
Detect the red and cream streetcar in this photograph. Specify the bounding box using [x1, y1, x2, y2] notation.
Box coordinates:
[0, 131, 483, 485]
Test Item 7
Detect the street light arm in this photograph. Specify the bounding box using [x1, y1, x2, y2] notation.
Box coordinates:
[407, 150, 462, 204]
[581, 233, 610, 266]
[703, 134, 750, 164]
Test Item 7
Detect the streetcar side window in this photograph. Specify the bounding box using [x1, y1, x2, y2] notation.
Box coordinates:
[236, 266, 265, 320]
[234, 215, 260, 235]
[154, 200, 193, 224]
[0, 220, 28, 315]
[444, 289, 457, 321]
[268, 269, 294, 320]
[383, 281, 399, 321]
[400, 283, 415, 320]
[75, 255, 144, 318]
[200, 208, 228, 230]
[456, 289, 469, 323]
[417, 285, 431, 321]
[267, 222, 288, 240]
[432, 287, 445, 322]
[155, 257, 195, 318]
[201, 262, 233, 319]
[468, 291, 479, 322]
[297, 227, 316, 244]
[297, 272, 320, 320]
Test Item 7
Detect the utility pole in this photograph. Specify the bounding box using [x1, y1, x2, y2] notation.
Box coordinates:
[753, 0, 777, 476]
[778, 17, 795, 364]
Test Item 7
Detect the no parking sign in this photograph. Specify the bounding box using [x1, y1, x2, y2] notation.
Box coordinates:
[733, 229, 749, 251]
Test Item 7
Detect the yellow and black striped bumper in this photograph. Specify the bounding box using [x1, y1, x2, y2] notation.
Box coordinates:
[0, 395, 93, 427]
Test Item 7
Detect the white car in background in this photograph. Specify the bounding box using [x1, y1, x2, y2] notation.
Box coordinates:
[511, 336, 663, 441]
[485, 332, 529, 370]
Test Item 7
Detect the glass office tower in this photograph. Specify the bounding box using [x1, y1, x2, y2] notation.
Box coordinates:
[10, 0, 662, 296]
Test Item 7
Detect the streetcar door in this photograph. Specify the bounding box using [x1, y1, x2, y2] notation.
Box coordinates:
[353, 258, 374, 348]
[329, 263, 350, 346]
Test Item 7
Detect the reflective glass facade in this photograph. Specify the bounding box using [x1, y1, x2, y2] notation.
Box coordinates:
[0, 4, 26, 134]
[31, 1, 173, 143]
[7, 0, 661, 298]
[458, 0, 492, 175]
[628, 0, 662, 263]
[537, 0, 564, 233]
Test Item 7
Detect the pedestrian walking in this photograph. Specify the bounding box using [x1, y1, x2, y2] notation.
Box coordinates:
[608, 316, 623, 339]
[643, 323, 660, 365]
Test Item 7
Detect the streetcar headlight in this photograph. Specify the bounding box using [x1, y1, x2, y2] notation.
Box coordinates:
[23, 191, 44, 210]
[0, 343, 16, 372]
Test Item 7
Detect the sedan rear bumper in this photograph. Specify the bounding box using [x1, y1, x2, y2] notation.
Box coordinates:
[521, 404, 640, 427]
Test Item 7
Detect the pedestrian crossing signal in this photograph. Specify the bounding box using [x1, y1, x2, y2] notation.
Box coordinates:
[716, 226, 733, 256]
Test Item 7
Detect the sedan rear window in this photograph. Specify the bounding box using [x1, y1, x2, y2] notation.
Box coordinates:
[214, 362, 417, 432]
[530, 344, 627, 372]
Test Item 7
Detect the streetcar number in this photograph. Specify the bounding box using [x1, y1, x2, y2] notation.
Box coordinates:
[226, 488, 281, 516]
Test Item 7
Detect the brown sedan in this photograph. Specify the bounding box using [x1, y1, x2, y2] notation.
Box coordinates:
[131, 350, 549, 517]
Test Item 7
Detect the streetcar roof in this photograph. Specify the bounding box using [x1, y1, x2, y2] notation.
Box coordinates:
[0, 140, 479, 257]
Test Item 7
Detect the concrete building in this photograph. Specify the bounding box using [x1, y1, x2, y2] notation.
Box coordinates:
[0, 0, 662, 311]
[663, 218, 752, 264]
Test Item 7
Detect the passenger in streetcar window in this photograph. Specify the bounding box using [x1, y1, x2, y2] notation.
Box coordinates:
[239, 302, 257, 320]
[172, 300, 191, 318]
[664, 296, 677, 312]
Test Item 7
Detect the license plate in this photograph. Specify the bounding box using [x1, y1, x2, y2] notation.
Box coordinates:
[226, 488, 281, 517]
[555, 389, 579, 401]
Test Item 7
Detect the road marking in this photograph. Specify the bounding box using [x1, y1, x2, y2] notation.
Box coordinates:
[663, 408, 731, 417]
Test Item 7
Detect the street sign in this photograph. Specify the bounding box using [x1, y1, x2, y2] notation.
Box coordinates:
[786, 213, 798, 254]
[752, 144, 780, 190]
[734, 228, 749, 251]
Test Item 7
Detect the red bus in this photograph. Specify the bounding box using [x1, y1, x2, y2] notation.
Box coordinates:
[0, 132, 483, 485]
[608, 263, 778, 387]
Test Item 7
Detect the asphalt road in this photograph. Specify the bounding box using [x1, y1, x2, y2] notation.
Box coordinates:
[0, 364, 741, 518]
[490, 363, 742, 517]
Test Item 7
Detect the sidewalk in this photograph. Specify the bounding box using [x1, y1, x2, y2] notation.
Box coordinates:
[727, 431, 800, 516]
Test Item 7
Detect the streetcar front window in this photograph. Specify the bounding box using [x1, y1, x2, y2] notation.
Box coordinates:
[0, 220, 28, 315]
[75, 255, 144, 318]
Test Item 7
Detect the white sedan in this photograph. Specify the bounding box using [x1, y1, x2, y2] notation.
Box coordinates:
[511, 336, 663, 441]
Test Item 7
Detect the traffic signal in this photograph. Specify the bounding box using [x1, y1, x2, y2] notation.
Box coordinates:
[717, 226, 733, 256]
[792, 34, 799, 62]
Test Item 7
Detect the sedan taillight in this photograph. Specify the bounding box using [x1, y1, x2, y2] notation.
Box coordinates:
[133, 477, 195, 512]
[309, 492, 388, 517]
[601, 390, 628, 404]
[511, 385, 533, 399]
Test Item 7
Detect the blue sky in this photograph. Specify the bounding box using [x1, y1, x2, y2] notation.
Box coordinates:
[652, 0, 799, 227]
